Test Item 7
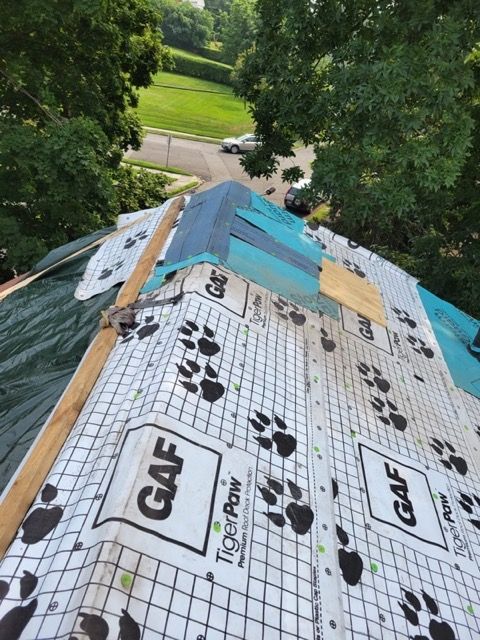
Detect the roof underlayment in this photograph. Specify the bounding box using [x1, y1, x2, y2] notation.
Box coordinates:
[0, 181, 479, 639]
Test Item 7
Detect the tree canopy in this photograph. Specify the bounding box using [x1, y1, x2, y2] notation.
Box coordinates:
[220, 0, 257, 64]
[204, 0, 232, 37]
[155, 0, 214, 50]
[237, 0, 480, 316]
[0, 0, 168, 281]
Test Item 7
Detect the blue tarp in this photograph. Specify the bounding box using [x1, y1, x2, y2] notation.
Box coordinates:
[418, 285, 480, 399]
[164, 182, 250, 265]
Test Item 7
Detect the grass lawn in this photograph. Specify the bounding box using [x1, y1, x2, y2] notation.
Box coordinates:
[137, 71, 253, 139]
[123, 157, 193, 176]
[169, 47, 232, 72]
[151, 71, 232, 94]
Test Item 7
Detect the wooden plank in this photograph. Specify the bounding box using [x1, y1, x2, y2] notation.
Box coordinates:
[320, 259, 387, 327]
[0, 196, 184, 558]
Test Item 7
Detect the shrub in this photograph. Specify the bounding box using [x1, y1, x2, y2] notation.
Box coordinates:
[171, 47, 233, 85]
[196, 45, 225, 63]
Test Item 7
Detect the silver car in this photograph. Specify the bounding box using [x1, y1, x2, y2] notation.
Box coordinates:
[221, 134, 259, 154]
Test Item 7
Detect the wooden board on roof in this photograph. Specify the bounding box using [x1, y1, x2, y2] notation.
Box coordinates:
[320, 258, 387, 327]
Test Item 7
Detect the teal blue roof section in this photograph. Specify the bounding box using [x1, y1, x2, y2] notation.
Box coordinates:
[141, 181, 338, 319]
[250, 191, 304, 231]
[142, 252, 220, 294]
[236, 206, 322, 264]
[418, 284, 480, 399]
[230, 216, 319, 277]
[226, 236, 321, 310]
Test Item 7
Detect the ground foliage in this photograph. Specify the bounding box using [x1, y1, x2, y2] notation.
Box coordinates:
[237, 0, 480, 317]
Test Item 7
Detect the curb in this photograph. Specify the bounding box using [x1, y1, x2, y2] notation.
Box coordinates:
[143, 127, 222, 145]
[167, 179, 203, 197]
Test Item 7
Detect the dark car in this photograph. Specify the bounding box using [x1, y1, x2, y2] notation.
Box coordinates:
[284, 179, 314, 214]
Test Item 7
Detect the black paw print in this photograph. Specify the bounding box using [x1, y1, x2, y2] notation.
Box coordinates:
[249, 411, 296, 458]
[0, 570, 38, 640]
[343, 259, 366, 278]
[124, 229, 148, 249]
[370, 396, 407, 432]
[398, 589, 456, 640]
[391, 307, 417, 329]
[21, 483, 63, 545]
[357, 362, 391, 392]
[272, 297, 306, 326]
[179, 320, 221, 357]
[98, 260, 124, 280]
[257, 476, 314, 535]
[332, 479, 363, 586]
[407, 335, 434, 359]
[177, 360, 224, 403]
[121, 315, 159, 343]
[357, 362, 408, 432]
[320, 328, 336, 352]
[70, 608, 141, 640]
[430, 439, 468, 476]
[475, 425, 480, 438]
[458, 492, 480, 530]
[176, 321, 224, 403]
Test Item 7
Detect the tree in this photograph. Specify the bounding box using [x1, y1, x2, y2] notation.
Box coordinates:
[0, 0, 167, 281]
[0, 118, 115, 278]
[114, 166, 171, 214]
[220, 0, 257, 65]
[0, 0, 165, 153]
[204, 0, 232, 38]
[236, 0, 480, 316]
[205, 0, 232, 13]
[156, 0, 214, 50]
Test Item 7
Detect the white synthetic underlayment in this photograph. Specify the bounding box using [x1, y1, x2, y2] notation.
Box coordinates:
[1, 224, 479, 640]
[75, 196, 189, 301]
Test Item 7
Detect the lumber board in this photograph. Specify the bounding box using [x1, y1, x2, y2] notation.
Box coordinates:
[0, 196, 184, 558]
[320, 258, 387, 327]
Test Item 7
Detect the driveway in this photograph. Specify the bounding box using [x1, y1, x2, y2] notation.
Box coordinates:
[125, 133, 315, 206]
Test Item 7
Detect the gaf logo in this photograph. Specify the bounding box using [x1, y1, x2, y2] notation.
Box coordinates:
[205, 268, 228, 299]
[190, 264, 249, 318]
[94, 424, 221, 555]
[341, 306, 393, 354]
[359, 443, 447, 549]
[137, 436, 184, 521]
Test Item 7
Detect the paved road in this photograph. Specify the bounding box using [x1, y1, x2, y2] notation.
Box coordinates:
[125, 134, 315, 206]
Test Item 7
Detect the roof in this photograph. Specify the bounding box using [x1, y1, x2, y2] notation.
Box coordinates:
[0, 180, 479, 639]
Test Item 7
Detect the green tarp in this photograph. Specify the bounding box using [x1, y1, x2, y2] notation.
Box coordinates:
[0, 238, 116, 493]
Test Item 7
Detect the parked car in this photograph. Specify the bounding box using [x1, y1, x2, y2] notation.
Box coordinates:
[220, 134, 259, 154]
[284, 178, 316, 214]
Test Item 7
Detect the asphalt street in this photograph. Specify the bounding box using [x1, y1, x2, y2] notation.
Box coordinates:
[125, 133, 315, 206]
